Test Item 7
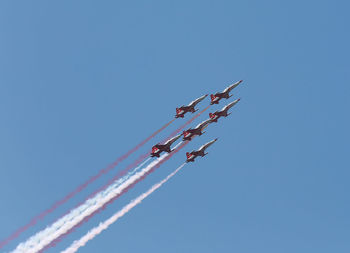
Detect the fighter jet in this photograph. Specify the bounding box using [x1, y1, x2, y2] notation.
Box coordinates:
[210, 80, 243, 105]
[183, 119, 212, 141]
[175, 94, 208, 118]
[186, 138, 218, 162]
[150, 134, 182, 158]
[209, 98, 240, 123]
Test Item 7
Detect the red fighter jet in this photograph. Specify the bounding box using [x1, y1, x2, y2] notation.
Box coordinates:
[183, 119, 212, 141]
[210, 80, 243, 105]
[186, 138, 218, 162]
[209, 98, 240, 123]
[150, 134, 182, 158]
[175, 94, 208, 118]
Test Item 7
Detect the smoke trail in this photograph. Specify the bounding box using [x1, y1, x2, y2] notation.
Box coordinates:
[0, 119, 175, 249]
[12, 142, 188, 253]
[40, 141, 189, 252]
[38, 108, 205, 250]
[37, 108, 208, 252]
[2, 106, 208, 249]
[9, 106, 202, 252]
[41, 142, 188, 253]
[61, 163, 186, 253]
[9, 157, 150, 253]
[87, 105, 209, 204]
[38, 107, 208, 249]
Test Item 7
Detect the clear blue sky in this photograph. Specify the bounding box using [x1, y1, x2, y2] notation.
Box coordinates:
[0, 1, 349, 252]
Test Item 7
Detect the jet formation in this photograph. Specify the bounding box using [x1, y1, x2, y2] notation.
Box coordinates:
[150, 80, 243, 162]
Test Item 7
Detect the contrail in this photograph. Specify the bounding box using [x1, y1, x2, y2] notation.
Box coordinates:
[0, 119, 175, 249]
[11, 142, 188, 253]
[61, 163, 186, 253]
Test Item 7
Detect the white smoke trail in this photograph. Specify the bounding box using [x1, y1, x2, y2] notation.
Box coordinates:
[12, 138, 183, 253]
[61, 163, 186, 253]
[10, 156, 154, 253]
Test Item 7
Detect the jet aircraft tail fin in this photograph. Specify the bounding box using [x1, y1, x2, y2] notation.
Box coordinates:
[151, 146, 159, 154]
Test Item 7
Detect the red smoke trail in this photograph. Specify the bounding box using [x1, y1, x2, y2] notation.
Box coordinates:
[66, 106, 210, 214]
[56, 106, 210, 219]
[5, 106, 208, 250]
[0, 119, 174, 249]
[101, 105, 209, 189]
[40, 141, 189, 252]
[38, 107, 208, 251]
[37, 107, 208, 240]
[39, 106, 208, 251]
